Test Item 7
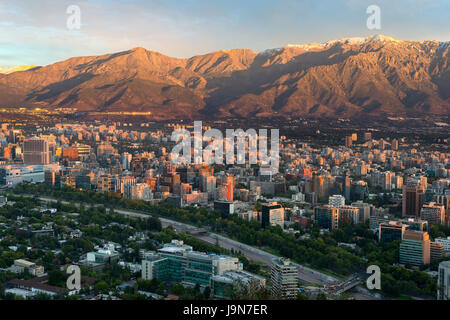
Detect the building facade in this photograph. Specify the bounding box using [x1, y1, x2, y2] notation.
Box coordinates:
[270, 257, 298, 300]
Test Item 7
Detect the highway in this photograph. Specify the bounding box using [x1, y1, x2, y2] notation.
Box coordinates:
[30, 195, 338, 285]
[13, 194, 379, 299]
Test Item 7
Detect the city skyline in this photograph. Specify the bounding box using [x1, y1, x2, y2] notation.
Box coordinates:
[0, 0, 449, 305]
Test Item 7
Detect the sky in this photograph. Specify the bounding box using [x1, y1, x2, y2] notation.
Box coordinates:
[0, 0, 449, 67]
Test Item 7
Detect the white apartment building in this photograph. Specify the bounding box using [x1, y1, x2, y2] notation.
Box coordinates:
[328, 195, 346, 207]
[436, 237, 450, 254]
[438, 261, 450, 300]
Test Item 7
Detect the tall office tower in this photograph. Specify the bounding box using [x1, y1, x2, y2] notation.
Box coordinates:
[379, 221, 406, 243]
[44, 170, 60, 187]
[336, 205, 360, 226]
[379, 171, 395, 191]
[225, 174, 235, 191]
[121, 152, 132, 170]
[200, 174, 216, 193]
[420, 202, 445, 227]
[312, 174, 331, 200]
[205, 175, 216, 195]
[351, 200, 371, 223]
[218, 183, 233, 202]
[261, 202, 285, 229]
[328, 194, 346, 207]
[402, 183, 425, 217]
[345, 136, 353, 148]
[120, 176, 137, 196]
[23, 138, 50, 165]
[314, 205, 339, 230]
[399, 230, 430, 267]
[394, 175, 403, 190]
[391, 139, 399, 150]
[438, 261, 450, 300]
[199, 165, 213, 191]
[2, 146, 11, 160]
[379, 139, 386, 150]
[270, 258, 298, 300]
[344, 174, 351, 201]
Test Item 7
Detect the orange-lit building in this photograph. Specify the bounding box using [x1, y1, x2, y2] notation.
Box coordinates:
[62, 148, 79, 161]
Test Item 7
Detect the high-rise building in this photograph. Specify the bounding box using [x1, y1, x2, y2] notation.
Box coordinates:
[23, 138, 50, 165]
[379, 221, 406, 243]
[351, 200, 372, 223]
[401, 218, 428, 232]
[141, 240, 243, 288]
[314, 205, 339, 230]
[214, 200, 235, 217]
[270, 257, 298, 299]
[438, 261, 450, 300]
[399, 230, 430, 267]
[218, 183, 234, 202]
[311, 174, 331, 200]
[336, 205, 360, 226]
[261, 202, 284, 228]
[211, 270, 266, 299]
[225, 174, 236, 191]
[430, 242, 444, 261]
[391, 139, 399, 150]
[142, 254, 170, 282]
[121, 152, 132, 170]
[2, 146, 11, 160]
[420, 202, 445, 226]
[97, 174, 119, 193]
[345, 136, 353, 148]
[435, 237, 450, 254]
[344, 174, 351, 201]
[44, 170, 60, 187]
[402, 183, 425, 217]
[350, 180, 368, 201]
[75, 144, 91, 160]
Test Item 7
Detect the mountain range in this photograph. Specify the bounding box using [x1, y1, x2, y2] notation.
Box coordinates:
[0, 65, 37, 74]
[0, 35, 449, 120]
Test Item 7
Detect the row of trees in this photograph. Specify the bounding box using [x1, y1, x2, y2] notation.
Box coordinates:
[10, 183, 441, 298]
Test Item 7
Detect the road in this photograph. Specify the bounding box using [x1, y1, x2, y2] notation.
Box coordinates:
[30, 195, 337, 285]
[195, 233, 338, 285]
[13, 193, 379, 299]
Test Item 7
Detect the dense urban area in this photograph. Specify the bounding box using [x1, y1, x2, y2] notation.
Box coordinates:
[0, 117, 449, 301]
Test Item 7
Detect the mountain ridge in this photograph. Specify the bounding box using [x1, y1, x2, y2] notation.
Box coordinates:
[0, 35, 449, 120]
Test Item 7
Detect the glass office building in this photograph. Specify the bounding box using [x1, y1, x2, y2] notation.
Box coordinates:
[141, 240, 243, 289]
